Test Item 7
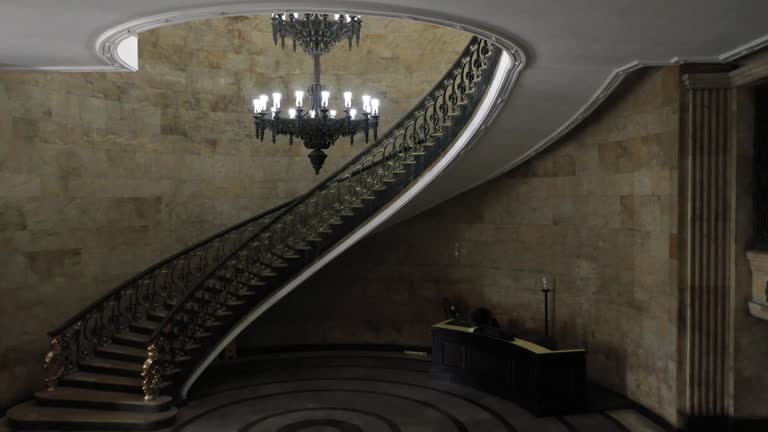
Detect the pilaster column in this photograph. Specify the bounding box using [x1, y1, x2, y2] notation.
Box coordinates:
[680, 73, 734, 423]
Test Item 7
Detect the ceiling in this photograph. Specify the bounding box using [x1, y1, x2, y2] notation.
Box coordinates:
[2, 0, 767, 218]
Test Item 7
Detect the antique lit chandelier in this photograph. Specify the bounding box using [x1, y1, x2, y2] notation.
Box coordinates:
[253, 13, 381, 174]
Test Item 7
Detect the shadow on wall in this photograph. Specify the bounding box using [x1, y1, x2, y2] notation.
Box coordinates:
[237, 67, 681, 425]
[0, 15, 470, 410]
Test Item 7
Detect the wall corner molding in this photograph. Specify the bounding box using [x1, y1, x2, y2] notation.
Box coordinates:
[730, 61, 768, 87]
[683, 54, 768, 90]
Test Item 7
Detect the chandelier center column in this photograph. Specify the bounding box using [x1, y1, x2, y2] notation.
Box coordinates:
[309, 54, 322, 110]
[253, 13, 379, 174]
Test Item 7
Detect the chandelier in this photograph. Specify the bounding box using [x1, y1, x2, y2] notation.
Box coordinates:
[253, 13, 381, 174]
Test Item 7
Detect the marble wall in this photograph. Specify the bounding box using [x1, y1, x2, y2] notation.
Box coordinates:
[0, 16, 469, 409]
[239, 68, 682, 424]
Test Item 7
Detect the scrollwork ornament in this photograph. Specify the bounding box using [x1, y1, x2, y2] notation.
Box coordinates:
[62, 37, 497, 401]
[44, 337, 65, 391]
[142, 342, 163, 401]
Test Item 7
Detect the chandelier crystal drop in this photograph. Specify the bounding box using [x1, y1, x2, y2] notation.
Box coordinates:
[253, 13, 380, 174]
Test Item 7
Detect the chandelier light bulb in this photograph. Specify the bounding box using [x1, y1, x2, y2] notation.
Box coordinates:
[371, 98, 380, 115]
[321, 90, 330, 108]
[260, 11, 380, 173]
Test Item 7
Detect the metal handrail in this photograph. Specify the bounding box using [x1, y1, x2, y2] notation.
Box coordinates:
[43, 36, 498, 399]
[48, 199, 295, 337]
[146, 37, 485, 341]
[143, 41, 498, 384]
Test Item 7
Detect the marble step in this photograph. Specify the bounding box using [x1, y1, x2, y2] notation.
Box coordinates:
[61, 371, 167, 393]
[35, 387, 173, 413]
[147, 309, 167, 322]
[7, 401, 177, 430]
[130, 320, 161, 335]
[97, 344, 147, 362]
[81, 357, 143, 377]
[113, 331, 152, 348]
[95, 343, 193, 366]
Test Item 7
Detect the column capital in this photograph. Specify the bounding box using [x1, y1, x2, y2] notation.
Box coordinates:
[683, 72, 733, 89]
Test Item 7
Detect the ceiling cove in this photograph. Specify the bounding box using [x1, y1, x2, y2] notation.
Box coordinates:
[68, 3, 532, 180]
[2, 1, 768, 205]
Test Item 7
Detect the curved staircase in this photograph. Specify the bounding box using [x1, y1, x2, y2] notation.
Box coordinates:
[7, 37, 508, 430]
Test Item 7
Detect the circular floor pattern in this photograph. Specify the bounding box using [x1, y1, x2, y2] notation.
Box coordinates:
[169, 351, 671, 432]
[240, 408, 398, 432]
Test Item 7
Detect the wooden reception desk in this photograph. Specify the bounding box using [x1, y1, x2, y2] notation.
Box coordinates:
[432, 320, 586, 416]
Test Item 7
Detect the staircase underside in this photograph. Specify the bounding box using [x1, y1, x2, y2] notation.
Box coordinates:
[2, 2, 768, 221]
[7, 37, 512, 431]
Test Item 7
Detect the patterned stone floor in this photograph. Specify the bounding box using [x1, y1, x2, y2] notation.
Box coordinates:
[164, 351, 672, 432]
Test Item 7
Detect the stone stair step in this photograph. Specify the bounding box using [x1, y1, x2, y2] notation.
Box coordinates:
[7, 400, 177, 430]
[60, 371, 160, 393]
[81, 357, 143, 377]
[130, 320, 160, 335]
[147, 310, 167, 322]
[113, 331, 152, 348]
[97, 344, 147, 362]
[34, 387, 172, 413]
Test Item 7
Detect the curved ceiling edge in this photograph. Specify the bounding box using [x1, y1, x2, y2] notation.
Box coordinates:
[94, 2, 525, 72]
[179, 50, 521, 398]
[472, 32, 768, 189]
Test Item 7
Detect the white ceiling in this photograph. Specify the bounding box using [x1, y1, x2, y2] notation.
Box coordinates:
[2, 0, 767, 217]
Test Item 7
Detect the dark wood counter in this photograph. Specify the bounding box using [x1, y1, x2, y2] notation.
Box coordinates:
[431, 320, 586, 416]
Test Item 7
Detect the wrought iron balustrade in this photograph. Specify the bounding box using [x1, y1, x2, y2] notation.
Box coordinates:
[143, 36, 501, 398]
[43, 200, 294, 387]
[41, 36, 505, 404]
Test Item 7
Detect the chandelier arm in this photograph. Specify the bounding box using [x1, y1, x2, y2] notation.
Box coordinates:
[257, 13, 397, 172]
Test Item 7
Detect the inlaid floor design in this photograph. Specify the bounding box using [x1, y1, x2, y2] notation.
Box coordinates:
[166, 351, 671, 432]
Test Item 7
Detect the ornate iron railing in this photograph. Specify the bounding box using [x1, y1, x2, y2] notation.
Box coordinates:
[43, 200, 294, 386]
[42, 36, 502, 402]
[144, 36, 500, 398]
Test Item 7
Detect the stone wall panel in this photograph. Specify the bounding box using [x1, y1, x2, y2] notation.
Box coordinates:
[239, 67, 682, 424]
[0, 15, 468, 409]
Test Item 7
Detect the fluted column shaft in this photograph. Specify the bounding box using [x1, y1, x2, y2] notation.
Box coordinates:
[681, 74, 733, 419]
